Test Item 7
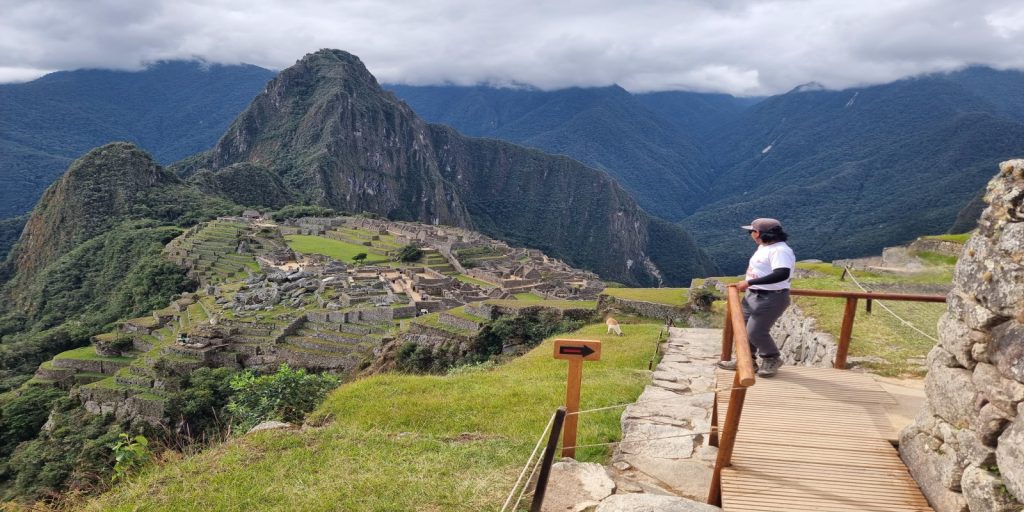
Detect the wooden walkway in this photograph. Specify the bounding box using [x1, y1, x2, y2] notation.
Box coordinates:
[715, 366, 934, 512]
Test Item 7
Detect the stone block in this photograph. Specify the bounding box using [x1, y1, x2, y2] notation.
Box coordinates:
[900, 430, 969, 512]
[974, 404, 1012, 446]
[961, 465, 1023, 512]
[927, 364, 978, 429]
[996, 412, 1024, 502]
[990, 320, 1024, 384]
[540, 460, 615, 512]
[938, 313, 975, 370]
[594, 494, 720, 512]
[973, 363, 1024, 417]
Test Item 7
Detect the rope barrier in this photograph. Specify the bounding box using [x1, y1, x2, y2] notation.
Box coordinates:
[500, 410, 556, 512]
[566, 390, 703, 416]
[844, 267, 940, 343]
[512, 451, 545, 512]
[561, 430, 712, 451]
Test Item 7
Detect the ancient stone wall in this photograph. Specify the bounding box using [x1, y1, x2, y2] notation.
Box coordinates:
[910, 239, 968, 258]
[900, 160, 1024, 512]
[770, 304, 838, 368]
[597, 295, 685, 322]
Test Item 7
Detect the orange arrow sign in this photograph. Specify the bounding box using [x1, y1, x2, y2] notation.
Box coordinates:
[553, 339, 602, 361]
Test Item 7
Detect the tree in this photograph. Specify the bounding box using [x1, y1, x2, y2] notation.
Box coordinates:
[352, 253, 367, 264]
[396, 244, 423, 263]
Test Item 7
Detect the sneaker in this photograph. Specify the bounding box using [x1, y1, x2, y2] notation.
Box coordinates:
[757, 357, 783, 377]
[716, 359, 758, 372]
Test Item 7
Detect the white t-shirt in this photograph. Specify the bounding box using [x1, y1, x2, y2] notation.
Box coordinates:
[745, 242, 796, 291]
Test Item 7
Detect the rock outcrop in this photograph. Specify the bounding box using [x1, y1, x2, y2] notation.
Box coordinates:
[900, 159, 1024, 511]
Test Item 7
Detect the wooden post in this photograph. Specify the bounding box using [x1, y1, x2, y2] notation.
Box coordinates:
[709, 395, 719, 447]
[553, 339, 602, 458]
[835, 297, 858, 369]
[720, 297, 734, 362]
[530, 407, 566, 512]
[708, 372, 748, 506]
[563, 358, 583, 458]
[866, 298, 873, 314]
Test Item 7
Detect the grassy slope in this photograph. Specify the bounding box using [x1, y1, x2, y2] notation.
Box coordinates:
[284, 235, 389, 264]
[790, 262, 950, 376]
[601, 287, 689, 306]
[88, 322, 662, 511]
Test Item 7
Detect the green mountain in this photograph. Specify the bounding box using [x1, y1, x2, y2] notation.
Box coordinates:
[0, 61, 274, 217]
[0, 143, 236, 391]
[391, 68, 1024, 273]
[187, 49, 715, 286]
[386, 84, 724, 220]
[685, 74, 1024, 271]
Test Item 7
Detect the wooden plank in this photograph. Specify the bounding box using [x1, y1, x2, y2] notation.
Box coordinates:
[714, 364, 933, 511]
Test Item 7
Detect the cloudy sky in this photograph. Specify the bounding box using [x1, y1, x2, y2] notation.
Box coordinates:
[2, 0, 1024, 95]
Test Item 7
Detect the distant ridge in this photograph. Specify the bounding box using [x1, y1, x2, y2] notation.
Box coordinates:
[0, 61, 274, 217]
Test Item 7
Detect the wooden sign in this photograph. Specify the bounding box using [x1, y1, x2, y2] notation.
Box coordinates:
[553, 338, 602, 457]
[553, 339, 602, 361]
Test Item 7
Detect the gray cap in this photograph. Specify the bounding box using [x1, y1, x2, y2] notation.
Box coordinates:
[741, 218, 782, 232]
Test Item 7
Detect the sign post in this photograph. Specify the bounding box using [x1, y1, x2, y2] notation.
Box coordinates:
[553, 338, 602, 458]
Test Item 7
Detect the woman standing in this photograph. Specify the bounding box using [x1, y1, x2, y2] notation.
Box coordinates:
[717, 218, 795, 377]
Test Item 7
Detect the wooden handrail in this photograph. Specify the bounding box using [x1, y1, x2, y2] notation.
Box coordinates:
[708, 286, 756, 506]
[789, 289, 947, 302]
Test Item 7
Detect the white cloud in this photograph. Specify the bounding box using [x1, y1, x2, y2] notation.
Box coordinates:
[1, 0, 1023, 95]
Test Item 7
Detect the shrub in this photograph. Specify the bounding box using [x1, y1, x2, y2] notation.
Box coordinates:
[226, 365, 339, 432]
[396, 244, 423, 263]
[109, 433, 150, 482]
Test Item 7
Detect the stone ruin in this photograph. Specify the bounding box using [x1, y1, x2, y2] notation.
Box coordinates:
[900, 159, 1024, 511]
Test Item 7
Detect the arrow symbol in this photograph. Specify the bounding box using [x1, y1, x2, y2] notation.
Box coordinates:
[559, 345, 595, 357]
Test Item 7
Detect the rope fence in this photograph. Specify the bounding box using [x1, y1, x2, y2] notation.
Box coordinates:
[843, 266, 940, 343]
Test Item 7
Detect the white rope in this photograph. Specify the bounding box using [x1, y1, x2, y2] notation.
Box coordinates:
[562, 430, 713, 450]
[512, 451, 546, 512]
[566, 390, 702, 416]
[844, 267, 939, 343]
[500, 411, 556, 512]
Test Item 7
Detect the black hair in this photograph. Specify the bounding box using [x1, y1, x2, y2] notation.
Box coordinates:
[759, 228, 789, 243]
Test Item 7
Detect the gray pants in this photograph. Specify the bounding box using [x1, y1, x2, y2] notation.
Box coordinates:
[741, 290, 790, 360]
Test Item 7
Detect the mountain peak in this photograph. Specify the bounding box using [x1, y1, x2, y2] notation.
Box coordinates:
[789, 81, 827, 93]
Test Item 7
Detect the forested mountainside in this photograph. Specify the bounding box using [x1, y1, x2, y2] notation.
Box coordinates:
[392, 67, 1024, 272]
[181, 49, 714, 286]
[685, 70, 1024, 271]
[386, 84, 721, 220]
[0, 61, 274, 217]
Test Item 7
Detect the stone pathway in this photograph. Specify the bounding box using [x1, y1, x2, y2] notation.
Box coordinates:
[541, 327, 723, 511]
[610, 327, 721, 501]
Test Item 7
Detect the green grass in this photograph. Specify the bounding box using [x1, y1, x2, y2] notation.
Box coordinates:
[53, 346, 134, 362]
[601, 288, 689, 307]
[485, 299, 598, 310]
[913, 250, 959, 266]
[790, 265, 948, 377]
[921, 233, 972, 244]
[454, 274, 497, 288]
[513, 292, 544, 301]
[285, 235, 389, 264]
[87, 323, 661, 511]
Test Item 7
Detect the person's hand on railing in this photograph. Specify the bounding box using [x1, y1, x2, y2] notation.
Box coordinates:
[728, 281, 750, 292]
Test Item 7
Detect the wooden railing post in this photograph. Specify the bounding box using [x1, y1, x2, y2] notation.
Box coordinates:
[720, 296, 734, 362]
[834, 297, 858, 369]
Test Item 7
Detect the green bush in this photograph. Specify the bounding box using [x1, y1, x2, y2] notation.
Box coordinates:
[0, 386, 65, 458]
[167, 367, 238, 441]
[226, 365, 339, 432]
[270, 205, 337, 221]
[109, 433, 151, 482]
[396, 244, 423, 263]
